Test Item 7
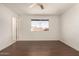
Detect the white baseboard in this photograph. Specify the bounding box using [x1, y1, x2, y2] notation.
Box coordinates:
[17, 39, 59, 41]
[0, 40, 16, 51]
[60, 39, 79, 51]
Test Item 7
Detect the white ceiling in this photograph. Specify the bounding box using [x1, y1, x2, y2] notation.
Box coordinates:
[3, 3, 75, 15]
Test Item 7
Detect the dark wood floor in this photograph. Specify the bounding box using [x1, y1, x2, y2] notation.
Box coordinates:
[0, 41, 79, 56]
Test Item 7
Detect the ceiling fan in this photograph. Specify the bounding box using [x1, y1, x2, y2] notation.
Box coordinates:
[29, 3, 44, 10]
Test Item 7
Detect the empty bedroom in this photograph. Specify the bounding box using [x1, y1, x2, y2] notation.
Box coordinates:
[0, 3, 79, 56]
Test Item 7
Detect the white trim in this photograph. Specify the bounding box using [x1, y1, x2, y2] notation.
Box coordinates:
[60, 40, 79, 51]
[17, 39, 59, 41]
[0, 40, 16, 51]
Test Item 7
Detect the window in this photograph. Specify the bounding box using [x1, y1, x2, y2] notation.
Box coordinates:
[31, 19, 49, 32]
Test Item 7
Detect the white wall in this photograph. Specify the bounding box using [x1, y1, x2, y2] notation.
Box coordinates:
[61, 4, 79, 51]
[0, 4, 17, 51]
[17, 15, 60, 41]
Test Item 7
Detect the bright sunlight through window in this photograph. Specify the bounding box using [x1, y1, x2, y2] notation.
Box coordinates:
[31, 19, 49, 32]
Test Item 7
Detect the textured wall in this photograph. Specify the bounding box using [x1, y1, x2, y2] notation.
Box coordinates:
[17, 15, 60, 41]
[61, 4, 79, 51]
[0, 4, 17, 51]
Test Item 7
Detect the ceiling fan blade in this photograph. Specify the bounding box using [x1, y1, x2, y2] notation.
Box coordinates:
[40, 4, 44, 9]
[29, 3, 37, 8]
[29, 3, 44, 10]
